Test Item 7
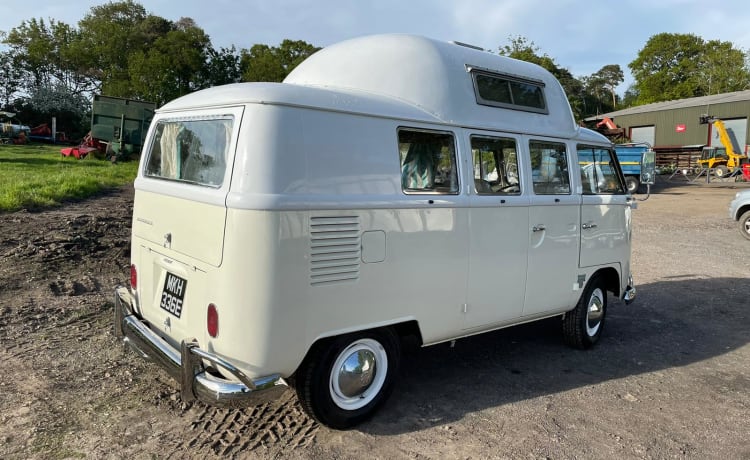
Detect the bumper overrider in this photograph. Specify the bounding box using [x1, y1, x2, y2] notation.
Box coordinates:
[622, 273, 636, 305]
[113, 286, 289, 408]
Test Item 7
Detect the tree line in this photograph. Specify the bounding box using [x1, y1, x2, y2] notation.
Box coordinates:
[2, 0, 749, 138]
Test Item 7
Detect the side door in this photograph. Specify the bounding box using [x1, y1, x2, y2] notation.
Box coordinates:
[464, 132, 529, 329]
[577, 145, 631, 268]
[523, 138, 580, 316]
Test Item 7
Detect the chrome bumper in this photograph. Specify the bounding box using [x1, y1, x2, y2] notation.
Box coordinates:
[114, 286, 288, 408]
[622, 274, 636, 305]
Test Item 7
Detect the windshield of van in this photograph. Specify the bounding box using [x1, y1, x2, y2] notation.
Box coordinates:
[145, 117, 233, 187]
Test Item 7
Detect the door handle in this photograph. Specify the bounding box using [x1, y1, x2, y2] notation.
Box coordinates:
[582, 222, 598, 230]
[532, 224, 546, 232]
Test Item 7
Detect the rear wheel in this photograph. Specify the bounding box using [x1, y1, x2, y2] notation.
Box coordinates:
[739, 210, 750, 241]
[625, 176, 640, 194]
[296, 328, 400, 429]
[563, 275, 607, 349]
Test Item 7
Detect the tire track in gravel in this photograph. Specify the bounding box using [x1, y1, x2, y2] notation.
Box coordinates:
[169, 392, 318, 457]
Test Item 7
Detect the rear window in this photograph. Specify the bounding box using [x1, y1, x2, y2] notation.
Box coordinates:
[145, 117, 233, 187]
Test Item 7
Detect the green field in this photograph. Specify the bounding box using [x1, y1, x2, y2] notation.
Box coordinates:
[0, 144, 138, 212]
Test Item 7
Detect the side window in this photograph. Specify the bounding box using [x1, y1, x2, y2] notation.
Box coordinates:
[471, 135, 520, 195]
[145, 117, 233, 187]
[399, 129, 458, 194]
[529, 140, 570, 195]
[577, 146, 625, 195]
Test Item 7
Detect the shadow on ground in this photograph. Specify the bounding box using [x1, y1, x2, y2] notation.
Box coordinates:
[361, 276, 748, 435]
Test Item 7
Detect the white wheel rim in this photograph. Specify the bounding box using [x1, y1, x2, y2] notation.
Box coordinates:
[586, 288, 605, 337]
[329, 338, 388, 411]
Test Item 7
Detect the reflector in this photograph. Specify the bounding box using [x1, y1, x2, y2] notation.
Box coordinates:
[207, 304, 218, 338]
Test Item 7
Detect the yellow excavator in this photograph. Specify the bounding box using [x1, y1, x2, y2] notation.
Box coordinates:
[697, 116, 747, 178]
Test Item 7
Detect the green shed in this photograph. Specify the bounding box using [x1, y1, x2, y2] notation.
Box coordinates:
[586, 90, 750, 170]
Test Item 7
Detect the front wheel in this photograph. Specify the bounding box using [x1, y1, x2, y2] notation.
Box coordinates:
[563, 275, 607, 349]
[295, 329, 401, 429]
[714, 165, 729, 178]
[739, 210, 750, 241]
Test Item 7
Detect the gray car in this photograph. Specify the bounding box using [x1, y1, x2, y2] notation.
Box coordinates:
[729, 189, 750, 240]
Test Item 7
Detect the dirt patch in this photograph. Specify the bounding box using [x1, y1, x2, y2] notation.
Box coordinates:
[1, 180, 749, 459]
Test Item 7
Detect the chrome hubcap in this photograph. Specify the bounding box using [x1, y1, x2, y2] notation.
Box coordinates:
[330, 338, 387, 410]
[338, 349, 376, 398]
[744, 220, 750, 235]
[586, 288, 605, 337]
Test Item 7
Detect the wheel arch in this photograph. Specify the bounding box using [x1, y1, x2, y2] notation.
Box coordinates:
[292, 320, 423, 379]
[735, 203, 750, 221]
[589, 266, 621, 298]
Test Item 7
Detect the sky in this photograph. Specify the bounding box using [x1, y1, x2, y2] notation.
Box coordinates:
[2, 0, 750, 94]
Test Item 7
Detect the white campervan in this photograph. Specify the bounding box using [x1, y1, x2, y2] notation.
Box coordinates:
[114, 34, 637, 429]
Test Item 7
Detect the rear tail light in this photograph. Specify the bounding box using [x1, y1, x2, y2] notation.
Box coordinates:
[130, 264, 137, 290]
[207, 304, 219, 338]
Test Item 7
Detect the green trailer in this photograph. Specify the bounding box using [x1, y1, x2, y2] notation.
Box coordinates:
[91, 95, 155, 159]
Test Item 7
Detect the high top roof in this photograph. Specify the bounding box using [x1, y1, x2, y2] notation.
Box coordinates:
[161, 34, 586, 140]
[285, 34, 579, 138]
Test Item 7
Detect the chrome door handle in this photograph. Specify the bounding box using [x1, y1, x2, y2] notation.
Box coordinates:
[532, 224, 546, 232]
[582, 223, 598, 230]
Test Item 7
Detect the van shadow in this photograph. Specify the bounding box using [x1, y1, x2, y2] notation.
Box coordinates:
[361, 276, 749, 435]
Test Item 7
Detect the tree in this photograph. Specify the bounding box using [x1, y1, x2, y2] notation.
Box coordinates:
[3, 18, 94, 96]
[0, 49, 24, 107]
[498, 36, 585, 118]
[128, 20, 213, 105]
[592, 64, 624, 108]
[202, 46, 242, 87]
[629, 33, 750, 104]
[697, 40, 750, 95]
[73, 0, 150, 96]
[240, 39, 319, 82]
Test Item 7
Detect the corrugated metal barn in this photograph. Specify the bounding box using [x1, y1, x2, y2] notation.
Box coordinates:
[586, 90, 750, 169]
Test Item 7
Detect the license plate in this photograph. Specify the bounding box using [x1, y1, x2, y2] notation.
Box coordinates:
[160, 272, 187, 318]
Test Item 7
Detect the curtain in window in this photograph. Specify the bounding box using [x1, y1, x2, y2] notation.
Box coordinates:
[159, 123, 182, 179]
[401, 143, 438, 189]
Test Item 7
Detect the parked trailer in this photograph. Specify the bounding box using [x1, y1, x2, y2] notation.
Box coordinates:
[615, 144, 649, 193]
[90, 95, 155, 159]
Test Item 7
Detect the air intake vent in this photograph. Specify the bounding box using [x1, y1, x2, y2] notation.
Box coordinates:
[310, 216, 361, 286]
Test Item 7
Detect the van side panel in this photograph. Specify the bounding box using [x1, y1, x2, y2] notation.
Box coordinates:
[213, 207, 469, 377]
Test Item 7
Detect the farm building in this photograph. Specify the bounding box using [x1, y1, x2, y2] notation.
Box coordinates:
[585, 90, 750, 171]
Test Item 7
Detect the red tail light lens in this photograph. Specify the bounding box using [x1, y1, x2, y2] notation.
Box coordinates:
[207, 304, 219, 338]
[130, 264, 137, 289]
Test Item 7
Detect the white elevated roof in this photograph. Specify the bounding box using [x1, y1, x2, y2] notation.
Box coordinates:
[161, 34, 587, 140]
[285, 34, 579, 138]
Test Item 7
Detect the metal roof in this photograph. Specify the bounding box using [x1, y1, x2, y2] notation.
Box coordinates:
[584, 89, 750, 121]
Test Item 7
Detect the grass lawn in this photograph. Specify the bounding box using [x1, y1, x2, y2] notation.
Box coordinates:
[0, 144, 138, 212]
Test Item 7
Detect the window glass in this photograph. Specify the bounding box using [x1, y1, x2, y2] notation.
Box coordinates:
[529, 140, 570, 195]
[577, 146, 625, 195]
[471, 136, 520, 195]
[509, 81, 545, 109]
[399, 129, 458, 194]
[145, 117, 233, 187]
[472, 70, 547, 113]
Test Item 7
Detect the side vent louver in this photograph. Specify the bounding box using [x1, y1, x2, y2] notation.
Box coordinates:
[310, 216, 361, 286]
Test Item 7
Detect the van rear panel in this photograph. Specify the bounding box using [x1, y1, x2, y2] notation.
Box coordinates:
[130, 107, 243, 364]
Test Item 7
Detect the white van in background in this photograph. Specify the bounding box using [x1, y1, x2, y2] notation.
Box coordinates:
[114, 34, 637, 429]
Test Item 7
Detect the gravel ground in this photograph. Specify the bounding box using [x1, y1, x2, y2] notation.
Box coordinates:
[0, 178, 748, 459]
